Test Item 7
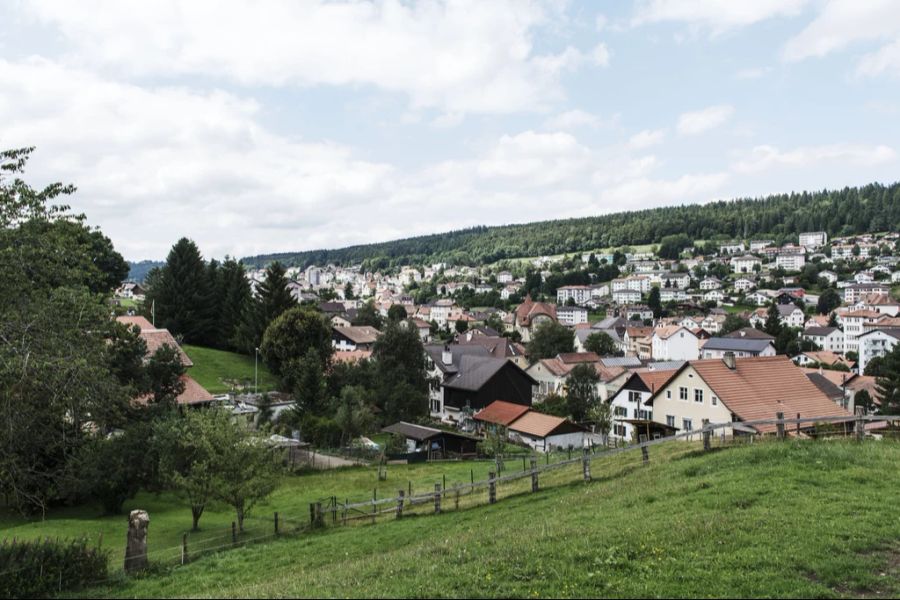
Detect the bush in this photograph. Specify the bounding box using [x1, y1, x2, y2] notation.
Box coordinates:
[0, 537, 108, 598]
[299, 414, 342, 447]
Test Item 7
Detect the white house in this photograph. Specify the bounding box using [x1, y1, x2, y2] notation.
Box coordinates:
[607, 369, 677, 442]
[651, 326, 700, 361]
[799, 232, 828, 248]
[557, 285, 593, 306]
[699, 337, 776, 359]
[557, 305, 588, 326]
[732, 255, 762, 274]
[776, 252, 806, 272]
[858, 328, 900, 374]
[802, 326, 844, 354]
[733, 278, 756, 292]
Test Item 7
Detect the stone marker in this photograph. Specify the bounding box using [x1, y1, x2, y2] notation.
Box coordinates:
[124, 510, 150, 574]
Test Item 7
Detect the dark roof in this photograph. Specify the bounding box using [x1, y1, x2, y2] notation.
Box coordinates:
[424, 344, 491, 374]
[381, 422, 477, 442]
[806, 373, 846, 403]
[702, 337, 774, 353]
[722, 327, 775, 341]
[333, 325, 381, 345]
[443, 355, 536, 391]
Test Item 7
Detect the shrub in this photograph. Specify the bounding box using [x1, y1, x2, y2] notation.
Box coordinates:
[0, 537, 108, 598]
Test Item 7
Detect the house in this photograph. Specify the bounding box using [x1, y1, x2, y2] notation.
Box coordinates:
[115, 316, 214, 407]
[645, 355, 852, 438]
[116, 282, 146, 299]
[749, 305, 805, 329]
[819, 270, 838, 285]
[799, 232, 828, 248]
[455, 335, 529, 369]
[732, 255, 762, 274]
[474, 400, 591, 453]
[733, 278, 756, 292]
[513, 295, 558, 342]
[506, 411, 591, 452]
[497, 271, 513, 284]
[651, 326, 700, 361]
[557, 285, 593, 306]
[839, 310, 883, 354]
[844, 283, 890, 304]
[857, 328, 900, 374]
[607, 369, 678, 442]
[776, 252, 806, 272]
[854, 294, 900, 317]
[557, 305, 589, 326]
[699, 337, 776, 359]
[612, 289, 642, 305]
[526, 353, 623, 403]
[660, 289, 689, 303]
[381, 422, 478, 458]
[792, 351, 853, 369]
[723, 327, 775, 341]
[440, 355, 536, 422]
[699, 277, 722, 291]
[703, 290, 726, 304]
[425, 344, 492, 418]
[802, 327, 844, 353]
[332, 325, 381, 351]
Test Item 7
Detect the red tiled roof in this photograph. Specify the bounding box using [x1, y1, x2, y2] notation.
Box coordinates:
[507, 411, 584, 438]
[558, 352, 601, 364]
[135, 374, 213, 406]
[474, 400, 531, 427]
[686, 356, 850, 434]
[116, 315, 155, 331]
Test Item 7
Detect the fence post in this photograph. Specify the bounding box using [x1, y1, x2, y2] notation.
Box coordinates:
[309, 502, 316, 527]
[315, 502, 324, 528]
[776, 411, 785, 441]
[274, 512, 279, 536]
[397, 490, 405, 518]
[582, 447, 591, 482]
[855, 406, 865, 442]
[434, 483, 442, 514]
[231, 521, 237, 545]
[639, 434, 649, 465]
[702, 427, 711, 451]
[488, 471, 497, 504]
[181, 533, 188, 565]
[530, 457, 539, 492]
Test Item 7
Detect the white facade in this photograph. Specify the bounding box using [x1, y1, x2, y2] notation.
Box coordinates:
[652, 328, 700, 361]
[557, 285, 593, 306]
[776, 253, 806, 271]
[732, 256, 761, 274]
[557, 306, 589, 326]
[799, 232, 827, 248]
[609, 386, 654, 442]
[803, 328, 845, 353]
[858, 330, 900, 374]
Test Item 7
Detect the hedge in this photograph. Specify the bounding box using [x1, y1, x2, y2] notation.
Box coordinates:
[0, 536, 109, 598]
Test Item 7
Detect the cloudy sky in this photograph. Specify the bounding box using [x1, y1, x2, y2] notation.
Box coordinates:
[2, 0, 900, 260]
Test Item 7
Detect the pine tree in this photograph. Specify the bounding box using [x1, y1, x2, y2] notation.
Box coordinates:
[153, 238, 217, 345]
[219, 258, 251, 351]
[235, 261, 296, 353]
[764, 303, 783, 337]
[875, 344, 900, 415]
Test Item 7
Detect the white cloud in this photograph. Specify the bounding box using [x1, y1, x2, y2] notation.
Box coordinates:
[477, 131, 592, 186]
[734, 66, 772, 80]
[591, 43, 611, 67]
[676, 105, 734, 135]
[782, 0, 900, 63]
[857, 38, 900, 77]
[597, 172, 730, 210]
[21, 0, 592, 114]
[732, 143, 897, 173]
[632, 0, 809, 34]
[543, 109, 602, 130]
[628, 129, 666, 149]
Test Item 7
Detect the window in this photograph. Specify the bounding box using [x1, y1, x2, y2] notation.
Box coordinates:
[628, 391, 641, 404]
[712, 395, 718, 406]
[694, 389, 704, 403]
[679, 387, 688, 401]
[666, 415, 675, 427]
[614, 406, 627, 417]
[666, 390, 672, 399]
[683, 418, 693, 432]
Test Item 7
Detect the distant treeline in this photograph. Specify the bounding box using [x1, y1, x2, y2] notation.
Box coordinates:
[127, 260, 164, 282]
[242, 182, 900, 270]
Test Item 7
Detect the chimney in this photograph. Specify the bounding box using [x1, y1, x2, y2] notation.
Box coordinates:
[442, 345, 453, 366]
[723, 351, 736, 370]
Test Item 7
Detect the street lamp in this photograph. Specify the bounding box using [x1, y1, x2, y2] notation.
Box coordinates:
[254, 347, 259, 395]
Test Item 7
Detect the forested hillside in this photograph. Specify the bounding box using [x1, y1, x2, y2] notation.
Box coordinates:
[243, 182, 900, 270]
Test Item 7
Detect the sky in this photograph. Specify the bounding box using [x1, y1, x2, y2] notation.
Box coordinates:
[2, 0, 900, 261]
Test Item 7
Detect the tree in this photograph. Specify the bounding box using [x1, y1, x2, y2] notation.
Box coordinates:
[290, 348, 328, 414]
[657, 233, 692, 260]
[259, 305, 333, 388]
[371, 320, 429, 422]
[73, 427, 150, 515]
[147, 238, 217, 345]
[387, 304, 408, 322]
[353, 301, 384, 328]
[334, 385, 375, 446]
[217, 258, 252, 351]
[587, 401, 612, 445]
[143, 344, 187, 408]
[155, 408, 234, 531]
[817, 288, 841, 315]
[854, 389, 875, 414]
[583, 331, 621, 356]
[210, 422, 280, 532]
[764, 304, 783, 337]
[565, 363, 600, 422]
[720, 314, 750, 336]
[527, 321, 575, 361]
[875, 344, 900, 416]
[235, 261, 296, 354]
[648, 286, 662, 318]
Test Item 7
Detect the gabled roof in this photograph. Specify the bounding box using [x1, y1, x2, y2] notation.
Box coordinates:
[514, 295, 557, 327]
[425, 344, 491, 375]
[506, 411, 586, 438]
[648, 356, 850, 434]
[558, 352, 601, 364]
[113, 316, 193, 367]
[804, 326, 840, 337]
[621, 368, 678, 395]
[701, 337, 774, 353]
[443, 355, 535, 391]
[474, 400, 531, 427]
[382, 421, 477, 442]
[116, 315, 155, 331]
[653, 325, 695, 340]
[135, 374, 212, 406]
[333, 325, 381, 345]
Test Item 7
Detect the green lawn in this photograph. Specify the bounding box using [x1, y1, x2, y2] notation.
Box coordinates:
[181, 345, 280, 394]
[71, 439, 900, 597]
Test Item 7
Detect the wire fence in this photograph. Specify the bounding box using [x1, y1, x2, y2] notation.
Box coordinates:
[3, 411, 899, 596]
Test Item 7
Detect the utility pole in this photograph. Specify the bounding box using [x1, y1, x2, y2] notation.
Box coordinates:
[254, 347, 259, 395]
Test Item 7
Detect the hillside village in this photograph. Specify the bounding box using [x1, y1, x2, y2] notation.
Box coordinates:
[117, 229, 900, 450]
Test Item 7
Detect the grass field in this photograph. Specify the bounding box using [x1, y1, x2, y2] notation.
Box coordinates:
[59, 439, 900, 598]
[181, 344, 280, 394]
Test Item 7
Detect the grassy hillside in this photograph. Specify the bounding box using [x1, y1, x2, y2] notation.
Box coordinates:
[181, 344, 280, 394]
[83, 440, 900, 598]
[242, 182, 900, 269]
